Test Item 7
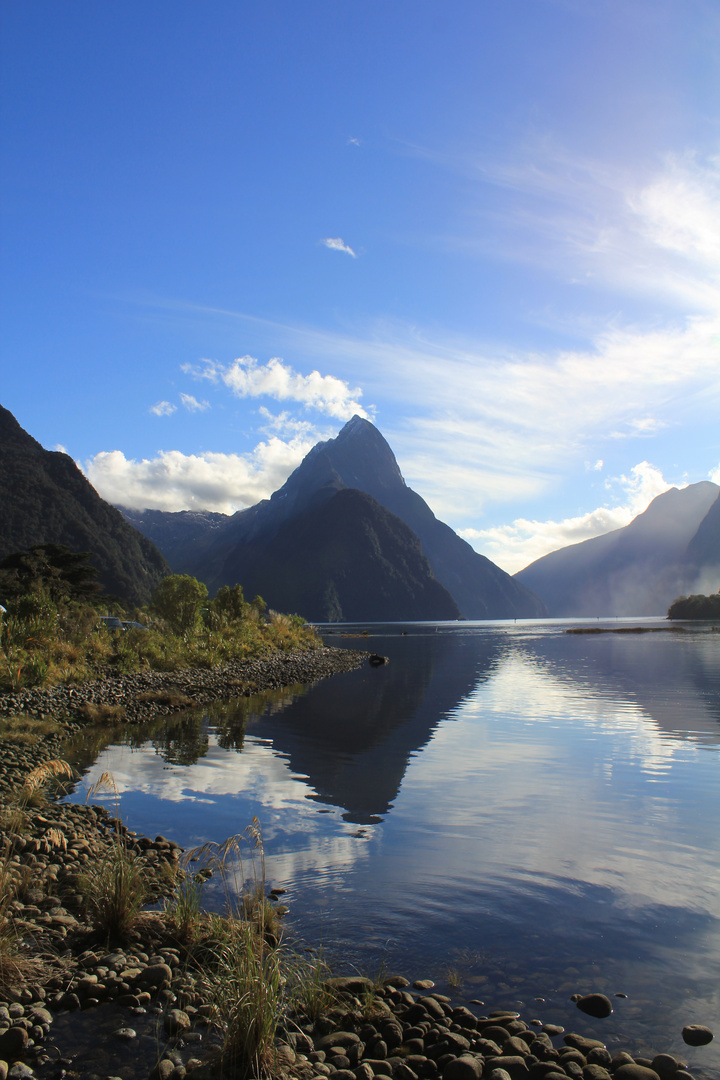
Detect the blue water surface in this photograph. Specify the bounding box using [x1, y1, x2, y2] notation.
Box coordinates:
[63, 619, 720, 1074]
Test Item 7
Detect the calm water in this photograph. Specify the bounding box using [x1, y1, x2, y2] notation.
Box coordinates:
[62, 619, 720, 1074]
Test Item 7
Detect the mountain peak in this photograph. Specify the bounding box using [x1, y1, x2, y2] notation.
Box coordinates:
[338, 414, 373, 436]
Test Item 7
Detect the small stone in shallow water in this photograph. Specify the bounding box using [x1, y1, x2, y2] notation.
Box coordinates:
[413, 980, 434, 990]
[681, 1024, 713, 1046]
[576, 993, 613, 1019]
[111, 1027, 137, 1040]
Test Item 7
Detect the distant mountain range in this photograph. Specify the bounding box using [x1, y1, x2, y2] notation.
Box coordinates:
[0, 404, 169, 605]
[515, 481, 720, 617]
[10, 397, 714, 622]
[123, 416, 547, 622]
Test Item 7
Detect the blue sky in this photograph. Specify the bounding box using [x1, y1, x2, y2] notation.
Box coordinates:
[2, 0, 719, 573]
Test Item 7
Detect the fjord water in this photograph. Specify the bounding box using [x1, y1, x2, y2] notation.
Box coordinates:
[65, 621, 720, 1072]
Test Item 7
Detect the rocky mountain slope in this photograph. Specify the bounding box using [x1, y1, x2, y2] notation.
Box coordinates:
[126, 416, 546, 620]
[515, 481, 720, 616]
[0, 404, 170, 605]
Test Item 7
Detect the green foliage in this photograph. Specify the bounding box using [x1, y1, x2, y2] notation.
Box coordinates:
[0, 544, 101, 604]
[0, 568, 319, 691]
[251, 594, 267, 616]
[213, 583, 248, 623]
[150, 574, 209, 634]
[667, 592, 720, 620]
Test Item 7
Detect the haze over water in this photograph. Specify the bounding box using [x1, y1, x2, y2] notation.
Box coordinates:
[64, 621, 720, 1076]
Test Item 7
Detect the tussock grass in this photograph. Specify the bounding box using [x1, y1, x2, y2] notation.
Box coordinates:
[160, 818, 304, 1077]
[76, 701, 127, 724]
[1, 585, 319, 691]
[286, 950, 338, 1022]
[78, 771, 148, 941]
[0, 713, 61, 746]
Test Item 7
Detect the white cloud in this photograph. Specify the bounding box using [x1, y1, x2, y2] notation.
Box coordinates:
[54, 443, 69, 454]
[710, 463, 720, 485]
[461, 461, 676, 574]
[321, 237, 356, 257]
[83, 433, 317, 513]
[257, 406, 319, 440]
[347, 137, 361, 147]
[149, 400, 176, 417]
[180, 393, 210, 412]
[459, 146, 720, 312]
[184, 355, 369, 421]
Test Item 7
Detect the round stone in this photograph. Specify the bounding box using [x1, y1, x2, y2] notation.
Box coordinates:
[615, 1066, 664, 1080]
[682, 1025, 713, 1046]
[442, 1055, 483, 1080]
[164, 1008, 191, 1036]
[576, 994, 613, 1019]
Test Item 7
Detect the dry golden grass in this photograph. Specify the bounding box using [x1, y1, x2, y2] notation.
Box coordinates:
[76, 702, 126, 723]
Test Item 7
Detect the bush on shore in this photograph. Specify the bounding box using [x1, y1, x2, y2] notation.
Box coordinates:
[667, 591, 720, 620]
[0, 573, 318, 692]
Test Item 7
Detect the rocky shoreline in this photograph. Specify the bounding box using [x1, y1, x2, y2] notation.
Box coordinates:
[0, 646, 714, 1080]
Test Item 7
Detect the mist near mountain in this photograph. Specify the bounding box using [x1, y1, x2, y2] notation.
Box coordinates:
[515, 481, 720, 617]
[126, 416, 546, 621]
[0, 404, 169, 605]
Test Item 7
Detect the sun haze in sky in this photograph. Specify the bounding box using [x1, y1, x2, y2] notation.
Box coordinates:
[1, 1, 719, 573]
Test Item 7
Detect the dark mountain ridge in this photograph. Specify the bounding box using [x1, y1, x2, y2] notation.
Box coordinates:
[229, 487, 461, 622]
[0, 404, 170, 605]
[126, 416, 546, 620]
[515, 481, 720, 617]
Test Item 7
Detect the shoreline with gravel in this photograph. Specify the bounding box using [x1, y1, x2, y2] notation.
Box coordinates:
[0, 645, 714, 1080]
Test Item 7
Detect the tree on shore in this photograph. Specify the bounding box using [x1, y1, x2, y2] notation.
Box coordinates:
[0, 544, 102, 604]
[150, 574, 208, 634]
[667, 591, 720, 620]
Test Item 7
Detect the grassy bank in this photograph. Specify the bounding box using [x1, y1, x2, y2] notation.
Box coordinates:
[0, 580, 319, 693]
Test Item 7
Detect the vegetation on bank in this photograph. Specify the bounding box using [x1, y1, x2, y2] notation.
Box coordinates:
[0, 758, 338, 1079]
[0, 546, 318, 692]
[667, 590, 720, 620]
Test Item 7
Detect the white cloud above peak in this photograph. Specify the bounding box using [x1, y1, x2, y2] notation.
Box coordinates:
[184, 355, 370, 421]
[84, 433, 317, 514]
[321, 237, 356, 257]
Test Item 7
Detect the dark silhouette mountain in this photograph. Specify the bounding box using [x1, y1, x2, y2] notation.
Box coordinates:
[0, 404, 170, 605]
[126, 416, 546, 620]
[685, 490, 720, 588]
[223, 487, 460, 622]
[515, 481, 720, 617]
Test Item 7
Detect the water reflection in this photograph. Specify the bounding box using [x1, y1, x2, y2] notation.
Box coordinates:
[61, 622, 720, 1076]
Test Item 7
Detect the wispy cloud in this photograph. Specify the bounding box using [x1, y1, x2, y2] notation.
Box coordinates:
[84, 433, 317, 513]
[149, 400, 176, 417]
[460, 462, 678, 574]
[180, 393, 210, 412]
[183, 355, 370, 421]
[461, 145, 720, 313]
[321, 237, 356, 257]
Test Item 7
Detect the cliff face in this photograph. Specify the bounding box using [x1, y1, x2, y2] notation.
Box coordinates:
[515, 481, 720, 617]
[126, 416, 546, 620]
[224, 488, 461, 622]
[0, 404, 170, 605]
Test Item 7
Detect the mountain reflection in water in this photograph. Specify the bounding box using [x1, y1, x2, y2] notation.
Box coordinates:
[62, 620, 720, 1077]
